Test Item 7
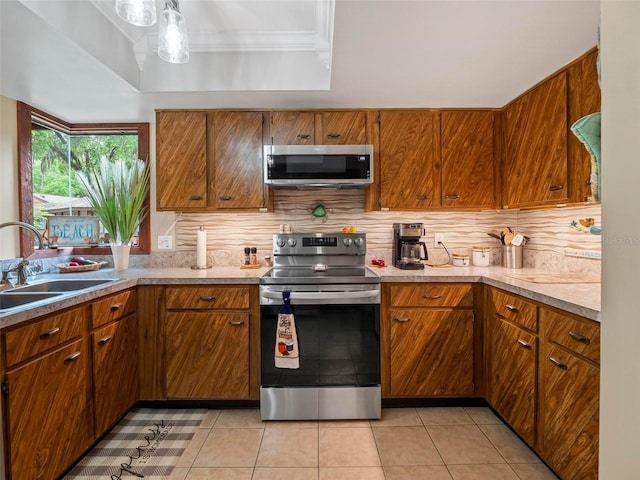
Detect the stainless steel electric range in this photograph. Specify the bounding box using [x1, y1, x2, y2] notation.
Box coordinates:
[259, 232, 381, 420]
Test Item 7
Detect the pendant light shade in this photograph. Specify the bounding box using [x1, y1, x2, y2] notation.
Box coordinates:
[115, 0, 157, 27]
[158, 0, 190, 64]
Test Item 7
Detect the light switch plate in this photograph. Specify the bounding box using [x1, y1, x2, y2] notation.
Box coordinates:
[158, 235, 173, 250]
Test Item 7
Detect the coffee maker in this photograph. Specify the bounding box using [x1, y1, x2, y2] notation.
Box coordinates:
[393, 223, 428, 270]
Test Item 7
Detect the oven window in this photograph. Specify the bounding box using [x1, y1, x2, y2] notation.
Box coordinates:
[261, 304, 380, 387]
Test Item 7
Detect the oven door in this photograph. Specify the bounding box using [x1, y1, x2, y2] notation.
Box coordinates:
[259, 286, 381, 420]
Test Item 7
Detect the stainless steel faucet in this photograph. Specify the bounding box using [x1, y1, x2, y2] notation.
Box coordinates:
[0, 221, 46, 289]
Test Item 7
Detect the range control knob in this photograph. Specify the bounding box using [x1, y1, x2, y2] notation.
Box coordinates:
[343, 238, 353, 247]
[287, 238, 297, 247]
[354, 237, 364, 247]
[276, 238, 286, 247]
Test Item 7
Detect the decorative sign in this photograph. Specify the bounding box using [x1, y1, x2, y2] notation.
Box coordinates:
[47, 216, 100, 246]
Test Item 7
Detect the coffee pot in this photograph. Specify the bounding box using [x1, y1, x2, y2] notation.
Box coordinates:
[393, 223, 429, 270]
[401, 242, 428, 265]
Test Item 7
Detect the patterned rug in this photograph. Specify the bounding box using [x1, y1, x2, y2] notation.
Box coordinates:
[63, 408, 206, 479]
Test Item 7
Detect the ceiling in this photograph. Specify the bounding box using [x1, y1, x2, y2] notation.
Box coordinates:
[0, 0, 600, 123]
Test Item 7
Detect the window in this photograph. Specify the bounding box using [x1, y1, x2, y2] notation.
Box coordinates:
[17, 102, 150, 258]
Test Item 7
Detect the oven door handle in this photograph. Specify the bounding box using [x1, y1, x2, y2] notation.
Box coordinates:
[261, 291, 379, 301]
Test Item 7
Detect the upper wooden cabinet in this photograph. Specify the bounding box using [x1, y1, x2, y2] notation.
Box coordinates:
[156, 110, 268, 211]
[503, 72, 569, 207]
[208, 111, 266, 209]
[379, 110, 439, 209]
[441, 110, 497, 208]
[156, 111, 208, 210]
[269, 111, 367, 145]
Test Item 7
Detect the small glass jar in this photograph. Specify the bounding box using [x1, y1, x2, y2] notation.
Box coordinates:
[250, 247, 258, 265]
[244, 247, 251, 265]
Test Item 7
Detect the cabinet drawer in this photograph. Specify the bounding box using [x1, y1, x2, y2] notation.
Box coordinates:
[91, 289, 136, 328]
[490, 289, 538, 332]
[4, 306, 84, 367]
[390, 284, 473, 308]
[166, 286, 250, 310]
[542, 308, 600, 364]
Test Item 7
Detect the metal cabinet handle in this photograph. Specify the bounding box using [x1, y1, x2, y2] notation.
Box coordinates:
[219, 195, 233, 201]
[549, 185, 564, 192]
[39, 327, 60, 339]
[327, 133, 341, 139]
[422, 294, 442, 299]
[393, 317, 410, 323]
[297, 134, 311, 139]
[189, 195, 204, 201]
[199, 296, 216, 302]
[98, 335, 113, 346]
[517, 339, 532, 350]
[64, 352, 81, 364]
[445, 194, 460, 200]
[229, 320, 245, 326]
[568, 331, 591, 345]
[415, 194, 429, 201]
[549, 356, 568, 370]
[505, 304, 519, 313]
[110, 303, 123, 311]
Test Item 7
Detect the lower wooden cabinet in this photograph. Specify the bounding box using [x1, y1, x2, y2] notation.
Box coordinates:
[92, 313, 139, 434]
[6, 339, 93, 480]
[166, 311, 250, 399]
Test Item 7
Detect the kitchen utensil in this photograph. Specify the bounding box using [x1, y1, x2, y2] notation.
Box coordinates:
[503, 232, 514, 245]
[487, 232, 502, 242]
[511, 234, 524, 246]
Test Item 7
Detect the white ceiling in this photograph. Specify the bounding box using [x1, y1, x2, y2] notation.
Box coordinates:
[0, 0, 600, 123]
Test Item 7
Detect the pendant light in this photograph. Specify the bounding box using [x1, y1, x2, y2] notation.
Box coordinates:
[158, 0, 190, 64]
[115, 0, 157, 27]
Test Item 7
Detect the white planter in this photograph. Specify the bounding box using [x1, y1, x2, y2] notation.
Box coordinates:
[110, 244, 131, 270]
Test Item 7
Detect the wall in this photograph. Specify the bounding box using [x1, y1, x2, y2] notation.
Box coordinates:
[600, 2, 640, 478]
[0, 95, 19, 259]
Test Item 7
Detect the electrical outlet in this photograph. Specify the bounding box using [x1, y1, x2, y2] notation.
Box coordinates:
[434, 233, 445, 248]
[158, 235, 173, 250]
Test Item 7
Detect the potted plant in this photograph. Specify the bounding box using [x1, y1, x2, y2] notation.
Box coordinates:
[77, 157, 150, 270]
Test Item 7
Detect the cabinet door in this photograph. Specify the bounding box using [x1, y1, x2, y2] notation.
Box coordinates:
[210, 111, 265, 209]
[390, 309, 474, 396]
[380, 110, 438, 209]
[488, 317, 537, 445]
[542, 345, 599, 480]
[92, 314, 139, 434]
[166, 311, 250, 399]
[271, 111, 315, 144]
[318, 111, 366, 144]
[441, 111, 496, 208]
[7, 340, 92, 480]
[156, 111, 208, 210]
[504, 73, 568, 207]
[568, 49, 601, 203]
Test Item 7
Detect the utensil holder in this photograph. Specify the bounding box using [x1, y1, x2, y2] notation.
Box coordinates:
[502, 245, 523, 269]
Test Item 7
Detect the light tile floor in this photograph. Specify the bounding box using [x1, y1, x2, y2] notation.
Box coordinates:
[165, 407, 559, 480]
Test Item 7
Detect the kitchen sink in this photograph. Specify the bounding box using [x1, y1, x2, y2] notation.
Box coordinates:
[11, 278, 116, 293]
[0, 292, 63, 311]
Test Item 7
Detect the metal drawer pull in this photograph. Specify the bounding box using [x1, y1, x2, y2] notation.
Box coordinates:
[39, 327, 60, 339]
[189, 195, 203, 201]
[549, 357, 568, 370]
[517, 339, 532, 350]
[327, 133, 341, 139]
[199, 296, 216, 302]
[549, 185, 564, 192]
[568, 331, 591, 344]
[415, 194, 428, 200]
[110, 303, 123, 311]
[393, 317, 410, 323]
[423, 294, 442, 299]
[64, 352, 81, 364]
[297, 134, 311, 139]
[445, 194, 460, 200]
[229, 320, 245, 326]
[98, 336, 113, 346]
[219, 195, 233, 201]
[505, 304, 519, 313]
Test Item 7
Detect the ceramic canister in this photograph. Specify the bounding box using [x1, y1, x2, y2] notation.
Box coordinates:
[472, 245, 491, 267]
[452, 252, 470, 267]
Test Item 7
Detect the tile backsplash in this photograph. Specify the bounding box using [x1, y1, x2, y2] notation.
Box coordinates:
[160, 190, 601, 276]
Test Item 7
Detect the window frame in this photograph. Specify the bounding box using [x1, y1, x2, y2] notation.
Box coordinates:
[17, 102, 151, 259]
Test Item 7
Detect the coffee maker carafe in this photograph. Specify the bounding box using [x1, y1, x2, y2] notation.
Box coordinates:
[393, 223, 428, 270]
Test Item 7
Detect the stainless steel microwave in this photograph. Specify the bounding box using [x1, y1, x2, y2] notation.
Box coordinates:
[264, 144, 374, 188]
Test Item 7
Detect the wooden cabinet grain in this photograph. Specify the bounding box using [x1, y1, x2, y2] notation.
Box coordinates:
[270, 110, 367, 145]
[379, 110, 439, 209]
[270, 111, 316, 144]
[503, 73, 569, 207]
